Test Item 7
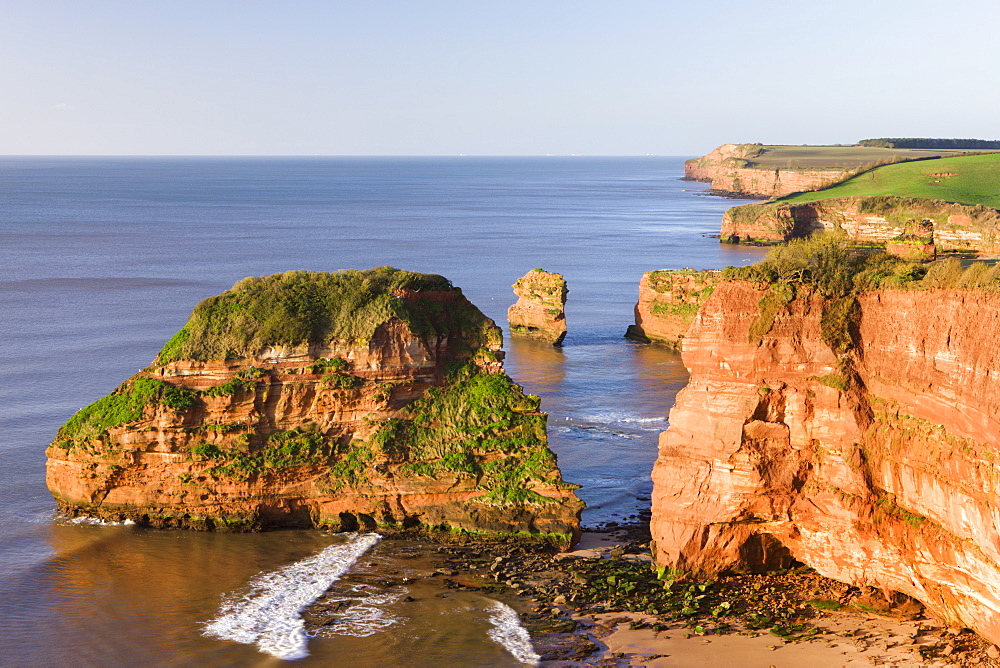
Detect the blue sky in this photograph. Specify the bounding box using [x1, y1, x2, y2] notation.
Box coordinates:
[2, 0, 998, 155]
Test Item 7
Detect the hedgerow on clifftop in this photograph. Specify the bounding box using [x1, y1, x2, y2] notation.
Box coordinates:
[724, 232, 1000, 354]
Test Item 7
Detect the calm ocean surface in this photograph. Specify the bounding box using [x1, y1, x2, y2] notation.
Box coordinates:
[0, 157, 764, 665]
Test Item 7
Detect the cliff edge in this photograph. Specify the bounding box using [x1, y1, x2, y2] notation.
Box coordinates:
[47, 268, 582, 544]
[684, 144, 849, 198]
[650, 244, 1000, 643]
[722, 196, 1000, 253]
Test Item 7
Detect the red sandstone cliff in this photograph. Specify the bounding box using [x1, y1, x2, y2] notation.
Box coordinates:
[47, 270, 582, 543]
[625, 270, 722, 349]
[721, 196, 1000, 253]
[507, 269, 568, 346]
[684, 144, 847, 198]
[651, 281, 1000, 643]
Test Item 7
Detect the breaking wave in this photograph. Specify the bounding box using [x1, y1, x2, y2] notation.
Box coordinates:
[486, 600, 540, 666]
[204, 533, 381, 660]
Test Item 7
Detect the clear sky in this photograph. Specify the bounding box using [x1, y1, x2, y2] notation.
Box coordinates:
[2, 0, 998, 156]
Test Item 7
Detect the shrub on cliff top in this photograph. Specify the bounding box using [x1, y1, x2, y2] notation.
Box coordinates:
[156, 267, 500, 362]
[723, 232, 921, 297]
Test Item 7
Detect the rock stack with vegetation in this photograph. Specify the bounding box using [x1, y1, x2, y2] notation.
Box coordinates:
[625, 269, 722, 349]
[507, 269, 568, 346]
[47, 267, 582, 544]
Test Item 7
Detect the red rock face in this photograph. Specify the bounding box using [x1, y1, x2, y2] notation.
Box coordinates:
[507, 269, 568, 345]
[47, 291, 582, 544]
[684, 144, 845, 198]
[651, 282, 1000, 643]
[625, 270, 722, 349]
[722, 197, 1000, 253]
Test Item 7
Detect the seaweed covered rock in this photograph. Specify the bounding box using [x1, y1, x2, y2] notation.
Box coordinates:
[47, 268, 582, 545]
[507, 269, 568, 346]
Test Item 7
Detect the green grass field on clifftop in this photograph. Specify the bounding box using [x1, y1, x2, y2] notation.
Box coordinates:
[779, 153, 1000, 209]
[745, 145, 980, 170]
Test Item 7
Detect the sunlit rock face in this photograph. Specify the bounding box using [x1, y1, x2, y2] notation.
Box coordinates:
[625, 269, 722, 349]
[684, 143, 845, 198]
[507, 269, 568, 346]
[721, 196, 999, 253]
[651, 280, 1000, 643]
[47, 268, 582, 545]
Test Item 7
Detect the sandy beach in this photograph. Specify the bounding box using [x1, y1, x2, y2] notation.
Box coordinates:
[527, 531, 1000, 667]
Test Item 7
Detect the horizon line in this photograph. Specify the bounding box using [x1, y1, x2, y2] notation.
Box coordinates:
[0, 153, 692, 159]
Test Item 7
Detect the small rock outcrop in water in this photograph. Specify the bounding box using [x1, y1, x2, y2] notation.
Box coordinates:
[507, 269, 568, 346]
[650, 246, 1000, 644]
[47, 268, 582, 544]
[624, 269, 722, 349]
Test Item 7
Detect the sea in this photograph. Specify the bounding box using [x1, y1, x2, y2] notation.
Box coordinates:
[0, 156, 764, 666]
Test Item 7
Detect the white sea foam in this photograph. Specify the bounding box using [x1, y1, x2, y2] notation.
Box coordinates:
[486, 600, 541, 666]
[582, 411, 668, 426]
[204, 533, 381, 660]
[309, 583, 401, 638]
[63, 515, 135, 526]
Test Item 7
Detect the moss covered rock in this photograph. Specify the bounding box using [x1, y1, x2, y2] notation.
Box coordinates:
[47, 268, 582, 545]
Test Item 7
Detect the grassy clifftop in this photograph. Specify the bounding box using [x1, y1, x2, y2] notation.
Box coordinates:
[157, 267, 500, 362]
[743, 145, 978, 170]
[780, 153, 1000, 209]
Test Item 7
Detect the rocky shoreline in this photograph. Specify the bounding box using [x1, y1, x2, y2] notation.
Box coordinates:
[302, 523, 1000, 666]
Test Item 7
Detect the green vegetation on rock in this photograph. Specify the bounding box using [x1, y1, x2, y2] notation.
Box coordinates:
[192, 424, 331, 481]
[55, 378, 196, 449]
[202, 378, 260, 397]
[357, 362, 569, 505]
[723, 232, 920, 295]
[156, 267, 500, 362]
[747, 283, 794, 344]
[321, 373, 365, 389]
[307, 357, 348, 373]
[724, 232, 1000, 354]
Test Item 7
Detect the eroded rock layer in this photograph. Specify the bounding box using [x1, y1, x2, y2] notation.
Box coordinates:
[651, 281, 1000, 643]
[507, 269, 568, 346]
[625, 270, 722, 349]
[47, 268, 582, 544]
[722, 196, 1000, 252]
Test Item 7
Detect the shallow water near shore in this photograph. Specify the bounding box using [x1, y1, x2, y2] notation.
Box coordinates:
[0, 156, 765, 664]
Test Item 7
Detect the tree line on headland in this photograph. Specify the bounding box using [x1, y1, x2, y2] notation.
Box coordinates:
[859, 138, 1000, 149]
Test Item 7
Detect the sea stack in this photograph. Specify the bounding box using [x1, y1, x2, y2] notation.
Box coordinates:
[625, 269, 722, 349]
[650, 248, 1000, 644]
[46, 268, 582, 544]
[507, 269, 568, 346]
